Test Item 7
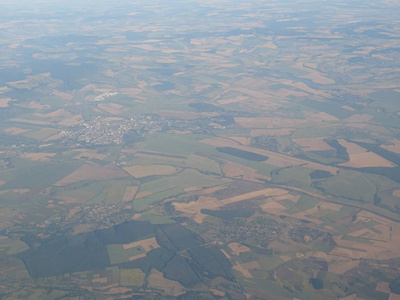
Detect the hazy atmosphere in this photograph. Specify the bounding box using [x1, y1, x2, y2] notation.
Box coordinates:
[1, 0, 400, 299]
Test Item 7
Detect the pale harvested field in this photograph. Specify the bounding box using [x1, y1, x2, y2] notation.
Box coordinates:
[228, 242, 250, 256]
[120, 88, 143, 96]
[156, 110, 199, 120]
[260, 193, 300, 213]
[168, 130, 192, 134]
[201, 137, 239, 148]
[55, 163, 129, 186]
[199, 185, 227, 195]
[174, 188, 290, 224]
[280, 203, 324, 224]
[250, 128, 295, 137]
[376, 282, 391, 294]
[301, 71, 335, 85]
[340, 152, 395, 168]
[390, 294, 400, 300]
[52, 90, 73, 100]
[349, 227, 389, 242]
[23, 153, 56, 161]
[382, 139, 400, 154]
[306, 111, 339, 122]
[235, 117, 306, 129]
[338, 295, 358, 300]
[123, 165, 180, 178]
[128, 253, 148, 261]
[233, 263, 253, 278]
[338, 140, 367, 154]
[338, 139, 395, 168]
[103, 117, 124, 121]
[0, 97, 14, 107]
[344, 114, 373, 123]
[73, 150, 107, 160]
[58, 114, 83, 126]
[274, 78, 329, 97]
[221, 188, 288, 206]
[98, 103, 124, 115]
[210, 289, 226, 297]
[147, 269, 185, 296]
[221, 249, 231, 259]
[15, 101, 50, 109]
[92, 277, 108, 284]
[342, 105, 356, 111]
[328, 259, 359, 274]
[202, 137, 337, 173]
[122, 186, 139, 202]
[81, 285, 131, 294]
[4, 127, 29, 134]
[295, 62, 335, 85]
[270, 88, 309, 98]
[318, 202, 342, 211]
[305, 251, 359, 274]
[42, 133, 62, 141]
[227, 136, 251, 145]
[293, 137, 334, 151]
[134, 152, 185, 162]
[73, 224, 96, 235]
[221, 160, 270, 183]
[260, 200, 289, 212]
[173, 196, 220, 224]
[184, 186, 201, 192]
[135, 191, 153, 199]
[131, 214, 142, 220]
[35, 109, 65, 118]
[57, 194, 87, 204]
[393, 190, 400, 197]
[123, 237, 160, 252]
[279, 256, 292, 262]
[217, 95, 250, 105]
[332, 219, 400, 259]
[241, 260, 261, 271]
[330, 246, 367, 259]
[10, 118, 50, 125]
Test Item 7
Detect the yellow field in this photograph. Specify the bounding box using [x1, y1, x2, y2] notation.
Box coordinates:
[337, 140, 395, 168]
[382, 139, 400, 154]
[221, 160, 270, 183]
[73, 149, 107, 160]
[174, 188, 289, 224]
[23, 153, 56, 161]
[235, 117, 306, 128]
[376, 282, 391, 294]
[146, 269, 185, 296]
[98, 103, 124, 115]
[4, 127, 29, 134]
[123, 237, 160, 252]
[293, 137, 334, 151]
[228, 243, 250, 256]
[233, 261, 260, 278]
[250, 128, 295, 137]
[123, 165, 180, 178]
[302, 251, 361, 274]
[307, 111, 339, 122]
[120, 269, 145, 287]
[58, 114, 83, 126]
[232, 264, 253, 278]
[122, 186, 139, 202]
[52, 90, 73, 100]
[344, 113, 373, 123]
[55, 163, 129, 186]
[0, 97, 15, 107]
